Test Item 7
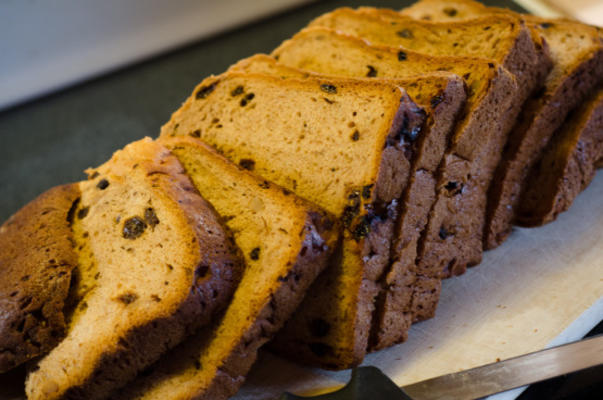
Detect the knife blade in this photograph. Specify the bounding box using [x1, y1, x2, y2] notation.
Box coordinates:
[281, 335, 603, 400]
[403, 334, 603, 399]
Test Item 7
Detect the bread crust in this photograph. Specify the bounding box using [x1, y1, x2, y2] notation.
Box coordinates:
[345, 6, 547, 273]
[113, 137, 338, 400]
[399, 0, 603, 249]
[25, 140, 243, 400]
[517, 88, 603, 226]
[485, 24, 603, 247]
[0, 184, 80, 373]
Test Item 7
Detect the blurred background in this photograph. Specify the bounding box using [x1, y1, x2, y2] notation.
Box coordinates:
[1, 0, 601, 112]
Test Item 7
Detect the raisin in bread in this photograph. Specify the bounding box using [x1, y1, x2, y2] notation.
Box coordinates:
[518, 88, 603, 226]
[400, 0, 603, 248]
[308, 7, 550, 280]
[0, 184, 80, 373]
[117, 136, 338, 400]
[160, 72, 426, 369]
[270, 27, 522, 348]
[25, 138, 243, 400]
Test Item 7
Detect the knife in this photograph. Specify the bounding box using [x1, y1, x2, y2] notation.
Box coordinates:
[281, 334, 603, 400]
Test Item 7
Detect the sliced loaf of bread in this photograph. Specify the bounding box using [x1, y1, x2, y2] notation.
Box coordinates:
[307, 7, 549, 280]
[518, 87, 603, 226]
[229, 54, 467, 350]
[400, 0, 603, 248]
[117, 136, 338, 400]
[25, 138, 243, 400]
[0, 184, 80, 373]
[159, 72, 427, 369]
[270, 27, 522, 348]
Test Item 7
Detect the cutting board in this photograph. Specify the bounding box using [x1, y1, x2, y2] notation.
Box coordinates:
[234, 171, 603, 400]
[1, 176, 601, 400]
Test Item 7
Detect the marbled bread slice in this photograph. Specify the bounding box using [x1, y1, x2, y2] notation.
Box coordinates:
[25, 138, 243, 400]
[271, 27, 520, 348]
[160, 72, 426, 369]
[518, 88, 603, 226]
[0, 184, 80, 373]
[308, 7, 550, 279]
[399, 0, 603, 248]
[117, 136, 338, 400]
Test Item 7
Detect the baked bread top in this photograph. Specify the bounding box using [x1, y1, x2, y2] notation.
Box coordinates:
[400, 0, 602, 93]
[310, 7, 550, 126]
[0, 184, 80, 373]
[25, 138, 243, 400]
[118, 136, 338, 400]
[310, 7, 539, 77]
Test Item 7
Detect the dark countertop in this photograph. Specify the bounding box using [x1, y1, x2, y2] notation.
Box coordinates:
[0, 0, 600, 398]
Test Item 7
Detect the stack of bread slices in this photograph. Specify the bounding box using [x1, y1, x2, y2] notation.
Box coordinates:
[1, 1, 601, 399]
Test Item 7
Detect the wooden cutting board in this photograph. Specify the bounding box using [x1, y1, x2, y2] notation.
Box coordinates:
[234, 172, 603, 400]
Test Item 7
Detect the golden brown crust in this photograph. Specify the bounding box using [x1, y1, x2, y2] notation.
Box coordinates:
[113, 137, 338, 400]
[0, 184, 80, 373]
[183, 212, 336, 400]
[25, 140, 243, 400]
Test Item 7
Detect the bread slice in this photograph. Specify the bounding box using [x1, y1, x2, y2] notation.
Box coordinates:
[226, 56, 468, 357]
[25, 138, 243, 400]
[159, 72, 427, 369]
[518, 87, 603, 226]
[308, 7, 550, 278]
[400, 0, 603, 248]
[116, 136, 338, 400]
[270, 28, 523, 348]
[310, 8, 550, 135]
[0, 184, 80, 373]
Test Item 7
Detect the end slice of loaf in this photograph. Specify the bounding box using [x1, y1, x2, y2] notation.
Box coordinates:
[159, 72, 426, 369]
[117, 136, 338, 400]
[25, 138, 242, 400]
[399, 0, 603, 248]
[518, 88, 603, 226]
[0, 184, 80, 373]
